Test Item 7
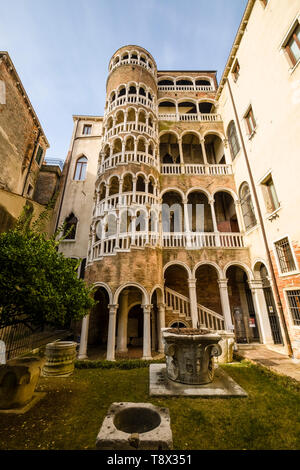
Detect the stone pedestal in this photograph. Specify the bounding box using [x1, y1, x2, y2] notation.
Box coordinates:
[0, 356, 45, 409]
[163, 329, 222, 385]
[215, 330, 235, 364]
[43, 341, 77, 377]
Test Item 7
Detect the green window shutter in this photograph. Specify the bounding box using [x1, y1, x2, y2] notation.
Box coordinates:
[35, 146, 44, 165]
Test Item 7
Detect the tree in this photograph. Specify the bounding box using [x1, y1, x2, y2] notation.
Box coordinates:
[0, 203, 95, 329]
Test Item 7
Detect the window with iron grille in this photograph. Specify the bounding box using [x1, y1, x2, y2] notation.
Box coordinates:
[286, 290, 300, 326]
[275, 237, 296, 273]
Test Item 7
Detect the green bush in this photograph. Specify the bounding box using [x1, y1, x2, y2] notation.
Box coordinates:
[75, 358, 165, 370]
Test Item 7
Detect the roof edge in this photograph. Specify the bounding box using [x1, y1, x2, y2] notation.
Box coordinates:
[216, 0, 255, 100]
[0, 51, 50, 148]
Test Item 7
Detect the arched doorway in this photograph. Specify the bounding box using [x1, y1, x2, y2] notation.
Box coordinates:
[254, 262, 283, 344]
[164, 264, 191, 326]
[114, 285, 151, 359]
[87, 286, 110, 352]
[226, 265, 260, 343]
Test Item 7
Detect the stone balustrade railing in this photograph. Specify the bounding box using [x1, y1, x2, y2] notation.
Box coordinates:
[104, 122, 156, 140]
[106, 95, 157, 115]
[158, 113, 222, 122]
[95, 192, 159, 217]
[164, 286, 225, 330]
[90, 230, 245, 261]
[158, 85, 214, 92]
[98, 151, 159, 175]
[161, 163, 232, 176]
[110, 58, 156, 77]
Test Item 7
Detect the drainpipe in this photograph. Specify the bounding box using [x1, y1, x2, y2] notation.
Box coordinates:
[226, 78, 293, 357]
[22, 129, 41, 196]
[55, 119, 79, 231]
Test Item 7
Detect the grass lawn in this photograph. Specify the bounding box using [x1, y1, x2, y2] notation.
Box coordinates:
[0, 360, 299, 450]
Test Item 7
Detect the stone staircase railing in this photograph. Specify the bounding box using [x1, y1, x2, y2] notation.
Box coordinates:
[165, 287, 225, 330]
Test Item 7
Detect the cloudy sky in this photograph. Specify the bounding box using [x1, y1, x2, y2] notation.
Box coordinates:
[0, 0, 248, 159]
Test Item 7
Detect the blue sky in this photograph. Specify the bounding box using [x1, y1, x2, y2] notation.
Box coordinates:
[0, 0, 248, 159]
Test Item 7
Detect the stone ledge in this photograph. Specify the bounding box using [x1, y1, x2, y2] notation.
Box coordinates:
[149, 364, 248, 398]
[0, 392, 46, 415]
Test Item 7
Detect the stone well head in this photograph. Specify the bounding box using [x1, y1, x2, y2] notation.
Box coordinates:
[163, 328, 222, 385]
[96, 402, 173, 450]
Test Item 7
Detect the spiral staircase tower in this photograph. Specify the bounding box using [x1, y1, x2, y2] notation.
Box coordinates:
[85, 46, 163, 360]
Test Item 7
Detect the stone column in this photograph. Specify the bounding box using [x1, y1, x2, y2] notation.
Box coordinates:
[115, 215, 120, 249]
[218, 279, 234, 331]
[151, 307, 157, 350]
[116, 291, 129, 352]
[132, 176, 137, 203]
[78, 314, 90, 360]
[209, 198, 220, 246]
[106, 304, 118, 361]
[200, 138, 208, 166]
[121, 140, 126, 163]
[183, 200, 191, 247]
[131, 215, 136, 246]
[234, 200, 245, 233]
[188, 278, 198, 328]
[142, 304, 152, 360]
[237, 281, 251, 342]
[178, 138, 184, 164]
[158, 303, 166, 352]
[249, 280, 274, 344]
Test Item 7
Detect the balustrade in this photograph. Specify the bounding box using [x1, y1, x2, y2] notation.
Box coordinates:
[110, 58, 155, 76]
[104, 122, 156, 140]
[158, 85, 214, 92]
[158, 113, 222, 122]
[106, 94, 156, 115]
[98, 151, 159, 175]
[160, 163, 232, 175]
[90, 230, 245, 260]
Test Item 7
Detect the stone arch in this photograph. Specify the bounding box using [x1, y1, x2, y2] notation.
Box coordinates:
[202, 129, 225, 140]
[192, 261, 223, 279]
[212, 187, 238, 201]
[224, 261, 254, 281]
[163, 261, 192, 278]
[113, 282, 149, 305]
[93, 282, 113, 304]
[186, 186, 211, 200]
[160, 187, 185, 201]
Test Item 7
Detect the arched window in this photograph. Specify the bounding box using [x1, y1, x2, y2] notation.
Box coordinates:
[74, 156, 87, 181]
[227, 121, 240, 160]
[63, 213, 78, 240]
[239, 182, 257, 231]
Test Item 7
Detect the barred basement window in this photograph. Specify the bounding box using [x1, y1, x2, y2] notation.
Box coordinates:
[286, 290, 300, 326]
[275, 237, 296, 274]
